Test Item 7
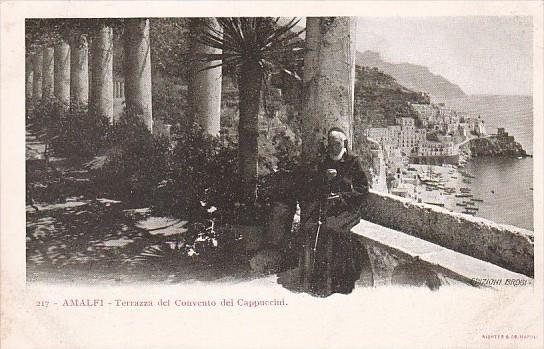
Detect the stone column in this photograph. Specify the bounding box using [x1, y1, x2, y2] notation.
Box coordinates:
[124, 18, 153, 131]
[299, 17, 357, 290]
[25, 57, 33, 103]
[70, 33, 89, 108]
[301, 17, 357, 163]
[54, 40, 71, 107]
[188, 18, 223, 136]
[32, 50, 43, 104]
[41, 46, 55, 98]
[90, 24, 114, 122]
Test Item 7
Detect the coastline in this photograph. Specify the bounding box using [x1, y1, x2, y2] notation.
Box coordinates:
[402, 147, 533, 230]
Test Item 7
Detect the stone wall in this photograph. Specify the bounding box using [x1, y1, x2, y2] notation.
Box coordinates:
[359, 191, 534, 276]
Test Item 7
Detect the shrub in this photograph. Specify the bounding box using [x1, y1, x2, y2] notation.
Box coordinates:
[27, 97, 112, 159]
[50, 103, 112, 158]
[154, 123, 239, 222]
[91, 110, 170, 206]
[27, 96, 66, 131]
[271, 129, 301, 173]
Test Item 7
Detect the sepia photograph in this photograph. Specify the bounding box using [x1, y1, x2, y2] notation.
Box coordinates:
[2, 1, 543, 348]
[23, 15, 534, 293]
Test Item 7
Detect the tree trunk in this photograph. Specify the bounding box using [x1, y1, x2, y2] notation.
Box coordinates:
[124, 18, 153, 131]
[32, 51, 43, 105]
[90, 24, 114, 122]
[25, 57, 33, 104]
[238, 61, 262, 208]
[188, 18, 223, 136]
[42, 47, 54, 98]
[299, 17, 357, 289]
[54, 40, 70, 107]
[70, 33, 89, 108]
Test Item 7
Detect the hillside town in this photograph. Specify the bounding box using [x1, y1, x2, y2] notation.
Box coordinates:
[364, 102, 486, 186]
[362, 97, 531, 218]
[363, 101, 486, 211]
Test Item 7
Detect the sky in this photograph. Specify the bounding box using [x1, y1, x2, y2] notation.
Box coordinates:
[298, 17, 533, 96]
[355, 17, 533, 96]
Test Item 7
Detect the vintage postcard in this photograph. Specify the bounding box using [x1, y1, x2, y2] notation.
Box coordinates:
[1, 1, 543, 348]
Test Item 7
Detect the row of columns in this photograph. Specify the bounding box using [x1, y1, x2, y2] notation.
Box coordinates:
[26, 20, 152, 131]
[26, 17, 356, 142]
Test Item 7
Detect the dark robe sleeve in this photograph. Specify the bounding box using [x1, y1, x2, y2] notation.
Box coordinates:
[339, 156, 369, 210]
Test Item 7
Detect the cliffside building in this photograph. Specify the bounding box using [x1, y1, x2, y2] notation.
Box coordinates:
[410, 140, 459, 165]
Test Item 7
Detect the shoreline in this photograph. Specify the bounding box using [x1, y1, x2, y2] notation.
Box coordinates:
[400, 152, 533, 229]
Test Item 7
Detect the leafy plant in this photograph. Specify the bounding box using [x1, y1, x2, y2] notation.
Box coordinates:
[196, 17, 305, 208]
[154, 123, 239, 222]
[50, 103, 112, 158]
[91, 109, 170, 205]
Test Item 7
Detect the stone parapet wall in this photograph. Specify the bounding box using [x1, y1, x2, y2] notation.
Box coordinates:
[359, 191, 534, 276]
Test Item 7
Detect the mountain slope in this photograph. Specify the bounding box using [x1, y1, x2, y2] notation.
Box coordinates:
[356, 50, 466, 99]
[353, 66, 430, 133]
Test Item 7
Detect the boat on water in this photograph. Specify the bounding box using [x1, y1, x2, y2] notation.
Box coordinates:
[456, 203, 467, 207]
[462, 210, 476, 215]
[420, 178, 440, 185]
[425, 201, 445, 207]
[471, 198, 484, 202]
[455, 193, 473, 198]
[459, 171, 476, 179]
[460, 188, 471, 193]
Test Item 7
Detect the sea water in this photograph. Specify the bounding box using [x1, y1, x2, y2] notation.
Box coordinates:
[464, 157, 533, 230]
[443, 95, 534, 230]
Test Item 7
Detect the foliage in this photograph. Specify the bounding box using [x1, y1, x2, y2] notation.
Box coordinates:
[26, 19, 125, 56]
[51, 104, 112, 159]
[196, 17, 305, 207]
[154, 123, 239, 221]
[151, 75, 188, 127]
[150, 18, 191, 81]
[26, 97, 111, 159]
[196, 17, 305, 80]
[353, 65, 428, 130]
[26, 96, 63, 129]
[91, 110, 170, 206]
[180, 221, 244, 264]
[271, 129, 301, 172]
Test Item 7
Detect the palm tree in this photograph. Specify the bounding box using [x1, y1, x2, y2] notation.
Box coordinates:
[196, 17, 304, 209]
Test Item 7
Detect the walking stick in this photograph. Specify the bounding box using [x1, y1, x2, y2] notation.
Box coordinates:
[300, 200, 324, 289]
[313, 218, 322, 252]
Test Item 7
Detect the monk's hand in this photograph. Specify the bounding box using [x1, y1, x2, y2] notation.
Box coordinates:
[326, 211, 355, 232]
